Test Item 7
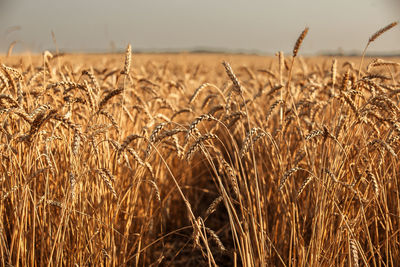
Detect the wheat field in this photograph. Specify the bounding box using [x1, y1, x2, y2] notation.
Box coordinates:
[1, 25, 400, 266]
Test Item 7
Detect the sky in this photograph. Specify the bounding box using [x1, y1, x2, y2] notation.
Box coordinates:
[0, 0, 399, 55]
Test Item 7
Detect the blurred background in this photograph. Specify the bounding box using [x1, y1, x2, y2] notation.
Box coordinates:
[0, 0, 399, 55]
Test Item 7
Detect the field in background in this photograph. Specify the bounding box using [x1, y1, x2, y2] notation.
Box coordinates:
[1, 51, 400, 266]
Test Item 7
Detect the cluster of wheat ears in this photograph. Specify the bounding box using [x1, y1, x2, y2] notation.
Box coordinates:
[1, 22, 400, 266]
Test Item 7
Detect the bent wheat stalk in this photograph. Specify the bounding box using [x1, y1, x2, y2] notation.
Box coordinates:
[358, 21, 398, 77]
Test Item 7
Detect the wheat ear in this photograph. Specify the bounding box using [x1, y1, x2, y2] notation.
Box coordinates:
[349, 238, 359, 267]
[121, 43, 132, 75]
[293, 27, 309, 58]
[359, 21, 398, 77]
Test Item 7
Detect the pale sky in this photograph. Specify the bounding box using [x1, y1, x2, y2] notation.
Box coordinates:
[0, 0, 399, 55]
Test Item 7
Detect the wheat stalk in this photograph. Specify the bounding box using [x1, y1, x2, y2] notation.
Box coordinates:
[98, 88, 123, 112]
[185, 114, 217, 145]
[118, 134, 144, 158]
[293, 27, 309, 57]
[186, 133, 217, 161]
[189, 83, 225, 104]
[145, 122, 168, 156]
[69, 172, 76, 201]
[204, 196, 223, 218]
[279, 167, 300, 191]
[366, 169, 379, 197]
[217, 155, 239, 197]
[96, 169, 117, 198]
[222, 61, 243, 94]
[369, 21, 398, 44]
[349, 238, 359, 267]
[359, 21, 398, 77]
[121, 43, 132, 75]
[297, 176, 314, 198]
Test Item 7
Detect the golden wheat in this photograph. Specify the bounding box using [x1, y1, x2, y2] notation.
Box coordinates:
[2, 27, 400, 266]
